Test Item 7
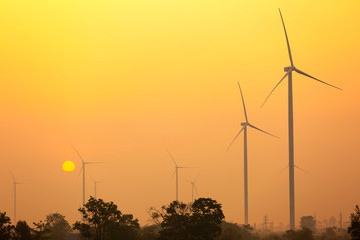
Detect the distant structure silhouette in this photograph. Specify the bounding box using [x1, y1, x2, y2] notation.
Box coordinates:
[227, 82, 278, 225]
[339, 212, 343, 228]
[88, 174, 103, 199]
[71, 145, 103, 205]
[9, 170, 22, 224]
[166, 148, 193, 201]
[262, 9, 342, 230]
[188, 172, 200, 202]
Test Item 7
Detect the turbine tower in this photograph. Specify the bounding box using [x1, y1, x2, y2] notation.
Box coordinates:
[9, 171, 22, 224]
[227, 82, 278, 225]
[188, 173, 199, 202]
[89, 174, 103, 199]
[166, 148, 192, 202]
[71, 145, 102, 205]
[262, 9, 342, 230]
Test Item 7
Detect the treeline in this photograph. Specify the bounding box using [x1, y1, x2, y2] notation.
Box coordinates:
[1, 198, 360, 240]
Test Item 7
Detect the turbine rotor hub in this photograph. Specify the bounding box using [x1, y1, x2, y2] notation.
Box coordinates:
[241, 122, 247, 126]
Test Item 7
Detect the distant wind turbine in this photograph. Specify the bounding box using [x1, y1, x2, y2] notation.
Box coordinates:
[71, 145, 103, 205]
[188, 173, 200, 203]
[166, 148, 193, 202]
[227, 82, 278, 225]
[88, 174, 103, 199]
[9, 170, 23, 224]
[261, 9, 342, 230]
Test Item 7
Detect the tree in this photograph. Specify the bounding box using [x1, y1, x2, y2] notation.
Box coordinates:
[45, 213, 71, 240]
[215, 222, 243, 240]
[189, 198, 225, 239]
[73, 197, 140, 240]
[151, 198, 225, 240]
[299, 216, 316, 232]
[283, 228, 314, 240]
[15, 220, 32, 240]
[139, 224, 160, 240]
[0, 211, 14, 240]
[348, 205, 360, 240]
[32, 220, 50, 240]
[321, 227, 337, 240]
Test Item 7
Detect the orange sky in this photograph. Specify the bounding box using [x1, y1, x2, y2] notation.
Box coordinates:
[0, 0, 359, 228]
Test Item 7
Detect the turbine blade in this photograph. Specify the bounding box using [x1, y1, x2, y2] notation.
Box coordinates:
[226, 127, 245, 152]
[9, 170, 16, 182]
[194, 184, 199, 196]
[194, 172, 200, 183]
[88, 173, 95, 182]
[238, 82, 248, 122]
[294, 68, 342, 90]
[71, 144, 85, 163]
[248, 124, 280, 138]
[278, 165, 288, 175]
[261, 70, 291, 108]
[279, 9, 294, 67]
[169, 169, 176, 183]
[165, 148, 178, 167]
[77, 165, 84, 180]
[295, 165, 311, 174]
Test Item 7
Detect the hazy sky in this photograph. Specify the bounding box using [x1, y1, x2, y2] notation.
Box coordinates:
[0, 0, 359, 228]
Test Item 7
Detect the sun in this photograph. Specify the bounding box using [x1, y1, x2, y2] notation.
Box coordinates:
[62, 161, 75, 172]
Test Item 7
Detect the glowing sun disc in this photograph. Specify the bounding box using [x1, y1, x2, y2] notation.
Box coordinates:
[63, 161, 75, 172]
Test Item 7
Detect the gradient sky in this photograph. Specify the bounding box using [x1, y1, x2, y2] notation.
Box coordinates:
[0, 0, 359, 228]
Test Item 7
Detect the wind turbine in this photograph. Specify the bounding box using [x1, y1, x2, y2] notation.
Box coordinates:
[88, 174, 103, 199]
[227, 82, 278, 226]
[188, 173, 199, 203]
[166, 148, 193, 202]
[261, 9, 342, 230]
[9, 170, 23, 224]
[71, 145, 103, 205]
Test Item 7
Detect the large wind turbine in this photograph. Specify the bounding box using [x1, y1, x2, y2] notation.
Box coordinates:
[227, 82, 278, 225]
[71, 145, 103, 205]
[262, 9, 342, 230]
[166, 149, 192, 202]
[89, 174, 103, 199]
[188, 173, 199, 203]
[9, 171, 22, 224]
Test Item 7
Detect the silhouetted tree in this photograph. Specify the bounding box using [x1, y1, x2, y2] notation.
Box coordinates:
[73, 197, 139, 240]
[15, 220, 32, 240]
[45, 213, 71, 240]
[320, 227, 337, 240]
[189, 198, 225, 239]
[283, 228, 314, 240]
[215, 222, 242, 240]
[139, 224, 160, 240]
[0, 211, 14, 240]
[300, 216, 316, 232]
[348, 205, 360, 240]
[33, 221, 50, 240]
[151, 198, 224, 240]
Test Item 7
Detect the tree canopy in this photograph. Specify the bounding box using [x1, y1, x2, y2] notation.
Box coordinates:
[150, 197, 224, 240]
[73, 197, 140, 240]
[0, 212, 14, 240]
[299, 216, 316, 232]
[348, 205, 360, 240]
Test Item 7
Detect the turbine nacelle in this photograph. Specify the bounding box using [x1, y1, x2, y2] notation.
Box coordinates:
[241, 122, 248, 126]
[284, 66, 294, 72]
